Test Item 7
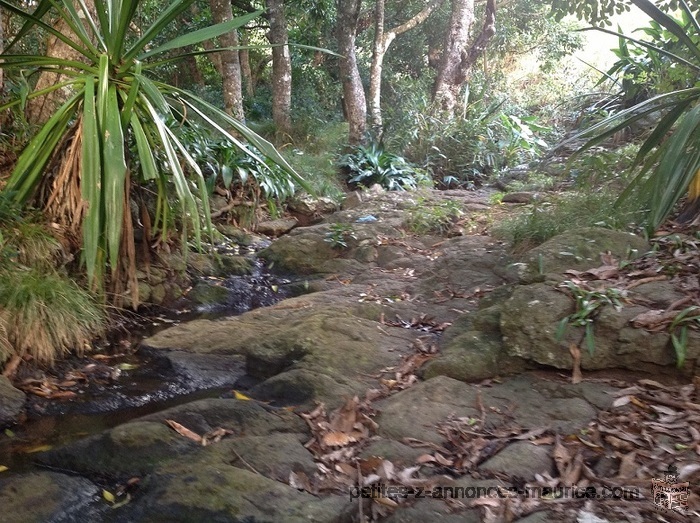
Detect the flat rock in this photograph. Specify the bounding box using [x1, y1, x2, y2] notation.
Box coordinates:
[375, 375, 612, 444]
[256, 217, 299, 237]
[479, 441, 555, 479]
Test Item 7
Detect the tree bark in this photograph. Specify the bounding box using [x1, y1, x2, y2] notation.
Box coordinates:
[336, 0, 367, 145]
[239, 32, 254, 97]
[432, 0, 496, 115]
[210, 0, 245, 122]
[267, 0, 292, 141]
[369, 0, 445, 137]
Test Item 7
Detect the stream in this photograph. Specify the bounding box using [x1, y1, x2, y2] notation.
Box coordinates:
[0, 248, 301, 474]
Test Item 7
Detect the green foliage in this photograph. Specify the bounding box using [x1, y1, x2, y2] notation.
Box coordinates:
[338, 142, 430, 191]
[0, 0, 306, 301]
[324, 223, 356, 249]
[555, 281, 625, 355]
[567, 0, 700, 233]
[492, 190, 643, 251]
[405, 198, 463, 235]
[669, 306, 700, 367]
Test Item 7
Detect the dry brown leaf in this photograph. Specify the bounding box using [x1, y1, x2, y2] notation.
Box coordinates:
[552, 435, 572, 476]
[416, 454, 436, 464]
[433, 453, 453, 466]
[321, 431, 355, 448]
[165, 419, 202, 444]
[584, 265, 620, 280]
[612, 395, 632, 408]
[374, 497, 398, 508]
[328, 397, 358, 433]
[359, 456, 384, 475]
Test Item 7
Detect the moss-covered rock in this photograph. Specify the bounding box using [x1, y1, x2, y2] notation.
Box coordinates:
[517, 227, 649, 283]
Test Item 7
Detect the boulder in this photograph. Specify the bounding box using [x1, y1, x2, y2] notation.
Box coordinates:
[517, 228, 649, 283]
[0, 376, 25, 427]
[256, 217, 299, 237]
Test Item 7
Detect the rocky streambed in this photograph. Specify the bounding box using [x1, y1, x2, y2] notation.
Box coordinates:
[1, 188, 698, 522]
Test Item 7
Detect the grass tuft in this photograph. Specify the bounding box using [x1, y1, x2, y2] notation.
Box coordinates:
[0, 268, 106, 366]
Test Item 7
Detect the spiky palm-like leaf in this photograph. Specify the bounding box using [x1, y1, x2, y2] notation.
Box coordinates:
[568, 0, 700, 233]
[0, 0, 307, 301]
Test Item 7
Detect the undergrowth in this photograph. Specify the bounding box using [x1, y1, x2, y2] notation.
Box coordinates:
[491, 189, 643, 251]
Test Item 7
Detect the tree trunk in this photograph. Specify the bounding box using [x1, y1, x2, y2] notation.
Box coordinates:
[26, 1, 95, 125]
[336, 0, 367, 145]
[239, 32, 254, 97]
[369, 0, 445, 138]
[267, 0, 292, 141]
[210, 0, 245, 122]
[432, 0, 496, 114]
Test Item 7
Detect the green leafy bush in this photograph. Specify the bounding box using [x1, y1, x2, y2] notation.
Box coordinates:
[338, 142, 430, 191]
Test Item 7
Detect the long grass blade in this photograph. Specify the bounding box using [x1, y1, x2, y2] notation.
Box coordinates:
[139, 11, 261, 60]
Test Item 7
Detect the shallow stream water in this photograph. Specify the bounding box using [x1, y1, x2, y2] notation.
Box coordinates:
[0, 251, 300, 474]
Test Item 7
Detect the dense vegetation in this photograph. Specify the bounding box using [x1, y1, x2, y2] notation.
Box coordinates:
[0, 0, 698, 368]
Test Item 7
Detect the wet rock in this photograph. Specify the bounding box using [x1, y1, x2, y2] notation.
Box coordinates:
[479, 441, 555, 479]
[187, 253, 253, 277]
[517, 228, 649, 284]
[0, 376, 25, 427]
[256, 217, 299, 237]
[187, 281, 230, 306]
[38, 420, 197, 478]
[260, 227, 339, 274]
[145, 301, 416, 408]
[0, 471, 102, 523]
[119, 464, 352, 523]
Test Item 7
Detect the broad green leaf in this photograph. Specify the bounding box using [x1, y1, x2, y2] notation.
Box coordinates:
[102, 85, 128, 274]
[81, 77, 104, 289]
[630, 0, 700, 62]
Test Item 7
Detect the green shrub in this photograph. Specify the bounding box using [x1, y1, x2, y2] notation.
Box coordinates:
[339, 142, 430, 191]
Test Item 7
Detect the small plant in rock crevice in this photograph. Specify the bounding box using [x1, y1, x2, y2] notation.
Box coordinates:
[556, 281, 626, 355]
[324, 223, 357, 249]
[405, 199, 464, 236]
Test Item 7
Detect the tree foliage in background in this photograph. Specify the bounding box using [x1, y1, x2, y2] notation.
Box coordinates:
[0, 0, 306, 305]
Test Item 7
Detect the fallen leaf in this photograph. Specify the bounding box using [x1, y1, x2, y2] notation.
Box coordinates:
[612, 396, 632, 408]
[321, 431, 354, 448]
[23, 444, 52, 454]
[416, 454, 436, 464]
[0, 465, 8, 472]
[102, 489, 116, 503]
[165, 419, 203, 444]
[289, 470, 313, 492]
[233, 390, 251, 401]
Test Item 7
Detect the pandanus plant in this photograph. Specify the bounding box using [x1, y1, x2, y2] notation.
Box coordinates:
[0, 0, 306, 304]
[569, 0, 700, 233]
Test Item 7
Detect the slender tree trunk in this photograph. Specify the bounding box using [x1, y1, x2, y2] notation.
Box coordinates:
[26, 0, 96, 125]
[239, 32, 254, 97]
[0, 7, 4, 92]
[210, 0, 245, 122]
[369, 0, 445, 138]
[432, 0, 496, 114]
[336, 0, 366, 145]
[267, 0, 292, 140]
